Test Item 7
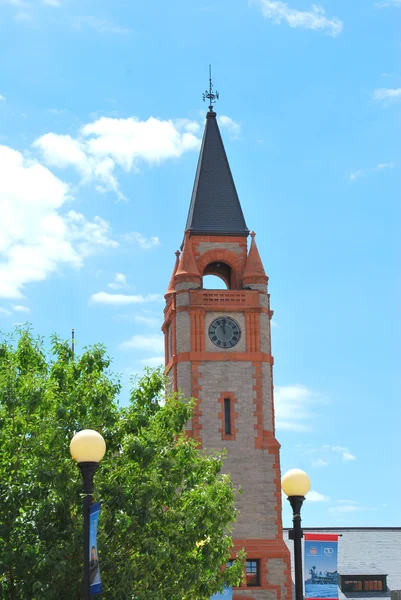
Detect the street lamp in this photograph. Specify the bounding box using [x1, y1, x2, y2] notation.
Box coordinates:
[282, 469, 311, 600]
[70, 429, 106, 600]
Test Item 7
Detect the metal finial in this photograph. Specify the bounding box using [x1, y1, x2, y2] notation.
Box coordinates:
[202, 64, 219, 112]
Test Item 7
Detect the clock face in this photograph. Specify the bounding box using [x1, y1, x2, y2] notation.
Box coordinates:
[208, 316, 241, 349]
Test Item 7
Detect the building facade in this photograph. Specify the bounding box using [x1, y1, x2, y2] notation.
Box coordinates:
[162, 106, 291, 599]
[284, 528, 401, 600]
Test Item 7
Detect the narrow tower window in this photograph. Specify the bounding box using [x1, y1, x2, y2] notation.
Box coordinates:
[224, 398, 231, 435]
[246, 560, 261, 586]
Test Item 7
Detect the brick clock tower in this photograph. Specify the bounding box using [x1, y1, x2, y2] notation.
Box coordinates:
[162, 104, 291, 599]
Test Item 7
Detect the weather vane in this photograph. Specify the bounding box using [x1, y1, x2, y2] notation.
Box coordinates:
[202, 65, 219, 111]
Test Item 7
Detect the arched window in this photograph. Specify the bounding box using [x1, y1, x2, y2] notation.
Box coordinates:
[203, 261, 232, 289]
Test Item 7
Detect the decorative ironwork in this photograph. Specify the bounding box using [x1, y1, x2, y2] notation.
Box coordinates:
[202, 64, 219, 111]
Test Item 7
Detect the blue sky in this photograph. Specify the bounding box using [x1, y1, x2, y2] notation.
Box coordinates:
[1, 0, 400, 528]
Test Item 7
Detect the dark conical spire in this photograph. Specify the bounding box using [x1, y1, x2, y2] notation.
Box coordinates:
[185, 111, 249, 237]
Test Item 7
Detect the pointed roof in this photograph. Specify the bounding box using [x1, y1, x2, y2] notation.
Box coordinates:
[242, 232, 268, 284]
[175, 232, 201, 282]
[165, 250, 180, 298]
[185, 111, 249, 237]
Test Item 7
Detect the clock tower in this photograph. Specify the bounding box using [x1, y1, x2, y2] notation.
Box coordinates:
[163, 103, 291, 599]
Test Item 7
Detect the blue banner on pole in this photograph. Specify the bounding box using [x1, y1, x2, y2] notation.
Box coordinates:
[304, 534, 339, 600]
[89, 502, 102, 595]
[210, 587, 233, 599]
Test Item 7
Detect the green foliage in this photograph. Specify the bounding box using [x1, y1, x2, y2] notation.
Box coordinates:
[0, 328, 244, 599]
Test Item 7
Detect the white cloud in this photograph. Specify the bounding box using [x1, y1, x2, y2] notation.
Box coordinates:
[254, 0, 343, 36]
[0, 307, 12, 316]
[271, 320, 280, 328]
[43, 0, 61, 6]
[122, 232, 160, 249]
[373, 88, 401, 103]
[329, 445, 357, 462]
[119, 334, 164, 353]
[90, 292, 162, 305]
[174, 118, 201, 135]
[306, 490, 329, 502]
[0, 94, 5, 101]
[108, 272, 129, 290]
[218, 115, 241, 138]
[377, 162, 395, 170]
[12, 305, 31, 313]
[34, 116, 201, 199]
[298, 443, 356, 465]
[274, 384, 319, 431]
[349, 163, 395, 180]
[66, 210, 118, 257]
[139, 356, 164, 367]
[33, 133, 88, 172]
[0, 145, 118, 299]
[81, 116, 200, 166]
[349, 169, 364, 181]
[32, 133, 124, 198]
[312, 458, 329, 468]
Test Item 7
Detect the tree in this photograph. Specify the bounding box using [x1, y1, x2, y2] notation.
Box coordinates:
[0, 328, 244, 599]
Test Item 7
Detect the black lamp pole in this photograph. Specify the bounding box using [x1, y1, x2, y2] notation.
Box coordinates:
[288, 495, 305, 600]
[78, 462, 99, 600]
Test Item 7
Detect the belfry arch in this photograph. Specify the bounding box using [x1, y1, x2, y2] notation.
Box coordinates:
[196, 248, 244, 289]
[203, 261, 231, 288]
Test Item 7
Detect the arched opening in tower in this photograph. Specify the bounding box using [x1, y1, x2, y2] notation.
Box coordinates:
[202, 261, 231, 289]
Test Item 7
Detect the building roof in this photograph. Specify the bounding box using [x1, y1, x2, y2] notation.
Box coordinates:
[185, 110, 249, 237]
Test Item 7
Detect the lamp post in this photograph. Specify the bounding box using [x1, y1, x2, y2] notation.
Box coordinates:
[70, 429, 106, 600]
[281, 469, 311, 600]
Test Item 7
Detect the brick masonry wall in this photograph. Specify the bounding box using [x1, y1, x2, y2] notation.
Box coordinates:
[261, 363, 273, 432]
[167, 236, 292, 599]
[176, 281, 201, 291]
[176, 291, 190, 306]
[234, 590, 278, 600]
[260, 313, 271, 354]
[166, 370, 174, 394]
[267, 558, 289, 600]
[177, 361, 191, 399]
[246, 283, 268, 292]
[197, 361, 278, 540]
[176, 312, 191, 353]
[259, 294, 269, 309]
[233, 556, 289, 600]
[196, 241, 244, 256]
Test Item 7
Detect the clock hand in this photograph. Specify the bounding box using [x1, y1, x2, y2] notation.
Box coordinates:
[222, 318, 226, 334]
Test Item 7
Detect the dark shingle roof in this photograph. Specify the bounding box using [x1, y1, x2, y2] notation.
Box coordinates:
[185, 111, 249, 236]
